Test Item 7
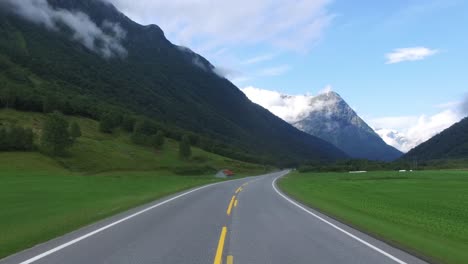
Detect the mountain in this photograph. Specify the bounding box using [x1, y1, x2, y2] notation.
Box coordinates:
[374, 128, 412, 152]
[0, 0, 347, 165]
[403, 117, 468, 160]
[291, 91, 402, 161]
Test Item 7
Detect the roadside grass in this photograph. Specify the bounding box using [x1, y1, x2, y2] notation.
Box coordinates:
[0, 154, 222, 258]
[278, 171, 468, 264]
[0, 109, 270, 258]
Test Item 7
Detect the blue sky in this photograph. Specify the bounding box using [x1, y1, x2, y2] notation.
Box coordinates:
[227, 0, 467, 117]
[107, 0, 467, 150]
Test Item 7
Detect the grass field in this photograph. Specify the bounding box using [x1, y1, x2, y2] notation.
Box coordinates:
[278, 171, 468, 264]
[0, 154, 223, 258]
[0, 109, 269, 258]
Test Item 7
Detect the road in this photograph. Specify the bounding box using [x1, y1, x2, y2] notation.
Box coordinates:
[0, 171, 428, 264]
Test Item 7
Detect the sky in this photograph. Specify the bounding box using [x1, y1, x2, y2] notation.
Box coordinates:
[106, 0, 468, 151]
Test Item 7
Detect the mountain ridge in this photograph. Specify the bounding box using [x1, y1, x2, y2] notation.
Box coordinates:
[0, 0, 347, 165]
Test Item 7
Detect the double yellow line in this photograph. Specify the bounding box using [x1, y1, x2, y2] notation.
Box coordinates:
[214, 227, 234, 264]
[214, 182, 248, 264]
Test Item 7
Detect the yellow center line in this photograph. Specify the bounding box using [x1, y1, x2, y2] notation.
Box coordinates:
[227, 255, 234, 264]
[227, 195, 236, 216]
[234, 199, 238, 207]
[214, 227, 228, 264]
[235, 187, 241, 194]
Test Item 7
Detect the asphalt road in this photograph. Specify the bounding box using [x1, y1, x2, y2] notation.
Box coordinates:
[0, 171, 429, 264]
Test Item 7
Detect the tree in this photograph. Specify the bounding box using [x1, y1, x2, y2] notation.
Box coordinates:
[179, 135, 192, 159]
[0, 126, 33, 151]
[0, 127, 7, 150]
[42, 94, 59, 113]
[99, 112, 121, 133]
[121, 115, 136, 132]
[150, 131, 165, 149]
[0, 87, 16, 109]
[69, 122, 82, 141]
[41, 112, 71, 155]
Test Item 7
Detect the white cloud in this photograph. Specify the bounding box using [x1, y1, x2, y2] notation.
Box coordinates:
[1, 0, 127, 58]
[435, 100, 461, 109]
[462, 94, 468, 116]
[241, 86, 336, 122]
[259, 65, 291, 76]
[241, 54, 276, 65]
[106, 0, 334, 54]
[242, 86, 311, 122]
[318, 84, 333, 94]
[385, 47, 439, 64]
[371, 109, 462, 152]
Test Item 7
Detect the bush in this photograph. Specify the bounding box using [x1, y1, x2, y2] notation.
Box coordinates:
[69, 121, 82, 141]
[40, 112, 72, 156]
[0, 125, 34, 151]
[179, 135, 192, 159]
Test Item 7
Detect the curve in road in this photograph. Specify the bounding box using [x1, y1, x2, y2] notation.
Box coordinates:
[0, 171, 428, 264]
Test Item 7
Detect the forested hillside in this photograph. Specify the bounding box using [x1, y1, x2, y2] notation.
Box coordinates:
[403, 117, 468, 161]
[0, 0, 346, 166]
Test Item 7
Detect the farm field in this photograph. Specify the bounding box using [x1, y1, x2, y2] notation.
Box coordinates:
[278, 170, 468, 264]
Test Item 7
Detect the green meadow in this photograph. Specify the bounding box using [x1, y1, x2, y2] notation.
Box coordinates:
[279, 170, 468, 264]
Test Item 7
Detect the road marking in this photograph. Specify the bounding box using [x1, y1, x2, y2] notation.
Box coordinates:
[272, 176, 408, 264]
[227, 195, 236, 216]
[227, 255, 234, 264]
[214, 227, 228, 264]
[234, 199, 238, 207]
[235, 187, 242, 194]
[17, 181, 227, 264]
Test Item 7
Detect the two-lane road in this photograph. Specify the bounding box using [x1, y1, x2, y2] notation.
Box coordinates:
[1, 171, 428, 264]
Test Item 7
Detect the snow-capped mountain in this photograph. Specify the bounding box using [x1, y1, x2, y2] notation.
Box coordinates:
[241, 87, 402, 161]
[291, 91, 402, 161]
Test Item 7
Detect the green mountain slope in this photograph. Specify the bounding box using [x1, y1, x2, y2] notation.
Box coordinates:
[0, 0, 347, 166]
[0, 109, 268, 175]
[403, 117, 468, 161]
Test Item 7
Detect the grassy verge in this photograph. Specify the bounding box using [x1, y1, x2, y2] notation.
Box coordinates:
[0, 153, 223, 259]
[278, 171, 468, 264]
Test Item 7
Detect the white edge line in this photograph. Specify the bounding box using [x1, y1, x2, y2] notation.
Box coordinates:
[18, 181, 225, 264]
[272, 174, 408, 264]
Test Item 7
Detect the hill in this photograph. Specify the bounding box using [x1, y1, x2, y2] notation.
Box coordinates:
[403, 117, 468, 161]
[0, 0, 346, 166]
[0, 109, 268, 175]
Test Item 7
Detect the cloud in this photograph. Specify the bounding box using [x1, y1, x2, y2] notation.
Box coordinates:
[106, 0, 334, 54]
[371, 109, 462, 152]
[259, 65, 291, 77]
[318, 84, 333, 94]
[241, 54, 276, 65]
[241, 85, 336, 122]
[462, 94, 468, 117]
[385, 47, 439, 64]
[2, 0, 127, 58]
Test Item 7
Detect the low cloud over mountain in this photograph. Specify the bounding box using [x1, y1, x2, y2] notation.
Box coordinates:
[242, 86, 402, 160]
[1, 0, 127, 58]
